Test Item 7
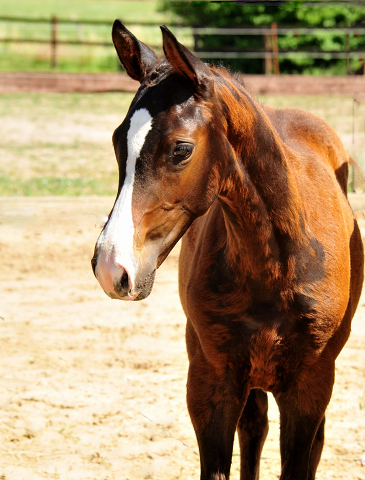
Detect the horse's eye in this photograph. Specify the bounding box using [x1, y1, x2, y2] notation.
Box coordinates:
[173, 143, 193, 161]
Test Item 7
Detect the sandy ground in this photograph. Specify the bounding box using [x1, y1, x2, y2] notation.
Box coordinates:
[0, 197, 364, 480]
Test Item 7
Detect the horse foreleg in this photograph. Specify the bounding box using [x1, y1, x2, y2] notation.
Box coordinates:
[274, 364, 334, 480]
[307, 416, 325, 480]
[237, 388, 269, 480]
[186, 358, 246, 480]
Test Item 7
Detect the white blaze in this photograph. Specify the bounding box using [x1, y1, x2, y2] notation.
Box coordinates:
[95, 108, 153, 294]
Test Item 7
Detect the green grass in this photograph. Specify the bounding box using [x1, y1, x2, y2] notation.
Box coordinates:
[0, 90, 134, 118]
[0, 0, 168, 22]
[0, 92, 135, 196]
[0, 0, 173, 73]
[1, 92, 364, 196]
[0, 176, 116, 196]
[0, 47, 119, 73]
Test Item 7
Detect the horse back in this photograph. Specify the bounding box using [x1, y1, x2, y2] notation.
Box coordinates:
[263, 105, 349, 194]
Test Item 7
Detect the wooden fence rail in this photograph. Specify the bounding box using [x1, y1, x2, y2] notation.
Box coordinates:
[0, 15, 364, 73]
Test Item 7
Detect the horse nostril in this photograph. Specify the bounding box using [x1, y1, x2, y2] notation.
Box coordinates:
[91, 256, 97, 277]
[121, 270, 129, 292]
[114, 269, 130, 296]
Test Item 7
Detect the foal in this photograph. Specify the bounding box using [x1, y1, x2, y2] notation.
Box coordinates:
[92, 21, 364, 480]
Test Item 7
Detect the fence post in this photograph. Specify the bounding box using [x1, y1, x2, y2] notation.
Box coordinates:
[347, 24, 350, 74]
[271, 22, 280, 75]
[51, 15, 58, 68]
[264, 34, 272, 74]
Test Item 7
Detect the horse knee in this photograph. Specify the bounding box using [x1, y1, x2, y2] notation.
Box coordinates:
[238, 388, 269, 435]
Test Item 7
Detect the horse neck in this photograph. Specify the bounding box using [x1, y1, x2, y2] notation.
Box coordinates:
[215, 77, 304, 283]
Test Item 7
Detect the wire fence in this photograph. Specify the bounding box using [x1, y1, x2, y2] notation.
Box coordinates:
[0, 15, 364, 73]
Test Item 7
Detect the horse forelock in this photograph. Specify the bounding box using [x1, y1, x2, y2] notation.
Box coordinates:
[130, 61, 246, 131]
[143, 59, 172, 87]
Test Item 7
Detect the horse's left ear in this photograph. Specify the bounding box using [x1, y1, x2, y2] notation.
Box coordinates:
[160, 25, 213, 97]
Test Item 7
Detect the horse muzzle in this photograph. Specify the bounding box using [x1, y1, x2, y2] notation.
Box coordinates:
[91, 252, 156, 301]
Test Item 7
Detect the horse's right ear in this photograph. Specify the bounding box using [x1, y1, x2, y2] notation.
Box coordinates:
[112, 20, 159, 82]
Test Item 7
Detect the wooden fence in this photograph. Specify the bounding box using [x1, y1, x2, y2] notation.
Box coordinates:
[0, 15, 365, 73]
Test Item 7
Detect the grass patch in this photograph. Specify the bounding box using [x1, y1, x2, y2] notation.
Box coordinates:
[0, 0, 168, 22]
[2, 92, 365, 196]
[0, 176, 116, 196]
[0, 47, 120, 74]
[0, 0, 172, 73]
[0, 92, 129, 196]
[0, 91, 135, 116]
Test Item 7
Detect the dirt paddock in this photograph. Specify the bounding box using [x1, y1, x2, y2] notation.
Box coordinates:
[0, 196, 364, 480]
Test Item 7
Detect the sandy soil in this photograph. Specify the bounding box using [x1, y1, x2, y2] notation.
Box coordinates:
[0, 197, 364, 480]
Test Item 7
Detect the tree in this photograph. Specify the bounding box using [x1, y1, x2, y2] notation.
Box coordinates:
[159, 1, 365, 75]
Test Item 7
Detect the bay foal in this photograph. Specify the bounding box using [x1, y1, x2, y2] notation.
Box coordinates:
[92, 21, 364, 480]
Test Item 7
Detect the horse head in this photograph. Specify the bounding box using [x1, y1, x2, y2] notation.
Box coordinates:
[92, 21, 230, 301]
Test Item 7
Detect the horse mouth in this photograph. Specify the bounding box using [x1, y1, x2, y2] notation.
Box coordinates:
[113, 269, 156, 301]
[133, 269, 156, 301]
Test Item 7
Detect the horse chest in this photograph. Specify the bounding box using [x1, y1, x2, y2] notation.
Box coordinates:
[183, 276, 329, 393]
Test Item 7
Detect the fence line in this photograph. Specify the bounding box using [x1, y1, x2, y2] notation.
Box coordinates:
[192, 27, 365, 35]
[0, 16, 185, 26]
[1, 16, 365, 33]
[196, 51, 365, 59]
[1, 15, 364, 72]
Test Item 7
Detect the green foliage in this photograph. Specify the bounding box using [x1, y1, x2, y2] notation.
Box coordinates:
[159, 1, 365, 75]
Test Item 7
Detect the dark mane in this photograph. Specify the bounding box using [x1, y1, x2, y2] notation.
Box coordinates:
[210, 63, 247, 88]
